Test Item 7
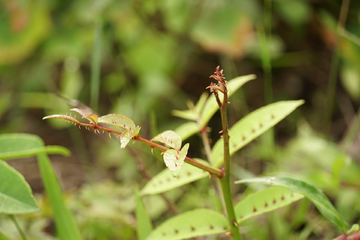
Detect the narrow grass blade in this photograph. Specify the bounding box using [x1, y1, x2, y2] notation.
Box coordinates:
[235, 176, 348, 232]
[235, 186, 303, 224]
[37, 153, 82, 240]
[146, 209, 229, 240]
[135, 187, 153, 240]
[0, 161, 39, 214]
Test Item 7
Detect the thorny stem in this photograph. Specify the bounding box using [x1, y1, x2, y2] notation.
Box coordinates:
[52, 121, 224, 178]
[209, 66, 241, 239]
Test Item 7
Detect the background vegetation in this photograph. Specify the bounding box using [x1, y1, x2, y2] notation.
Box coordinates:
[0, 0, 360, 239]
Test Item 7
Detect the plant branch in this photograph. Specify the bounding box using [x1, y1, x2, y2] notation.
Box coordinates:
[49, 120, 224, 178]
[209, 66, 241, 239]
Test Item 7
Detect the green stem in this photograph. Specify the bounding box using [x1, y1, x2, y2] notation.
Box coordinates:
[217, 84, 241, 239]
[9, 215, 27, 240]
[90, 19, 102, 112]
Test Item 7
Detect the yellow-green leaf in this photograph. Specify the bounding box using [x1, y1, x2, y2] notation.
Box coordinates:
[98, 114, 136, 130]
[71, 108, 98, 125]
[163, 143, 189, 177]
[152, 130, 182, 150]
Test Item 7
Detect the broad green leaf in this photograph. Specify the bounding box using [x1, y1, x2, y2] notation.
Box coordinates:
[163, 143, 189, 177]
[141, 159, 209, 195]
[200, 74, 256, 127]
[98, 114, 136, 130]
[174, 122, 199, 141]
[43, 114, 80, 125]
[211, 100, 304, 167]
[235, 176, 348, 232]
[152, 130, 182, 150]
[0, 231, 10, 240]
[71, 108, 98, 125]
[146, 209, 229, 240]
[234, 186, 304, 224]
[135, 187, 153, 240]
[120, 130, 133, 148]
[0, 161, 39, 214]
[0, 134, 70, 160]
[37, 153, 82, 240]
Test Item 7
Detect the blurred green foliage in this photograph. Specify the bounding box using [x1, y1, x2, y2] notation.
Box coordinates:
[1, 0, 360, 239]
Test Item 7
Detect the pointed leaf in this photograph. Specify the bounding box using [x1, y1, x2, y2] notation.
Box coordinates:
[135, 187, 153, 240]
[98, 114, 136, 130]
[235, 186, 304, 224]
[0, 161, 40, 214]
[70, 108, 98, 125]
[132, 126, 141, 137]
[43, 114, 80, 125]
[211, 100, 304, 167]
[163, 143, 189, 177]
[171, 109, 197, 121]
[174, 122, 200, 141]
[195, 92, 209, 115]
[235, 176, 348, 232]
[37, 153, 82, 240]
[141, 159, 209, 195]
[201, 74, 256, 127]
[152, 130, 182, 150]
[146, 209, 229, 240]
[0, 134, 70, 160]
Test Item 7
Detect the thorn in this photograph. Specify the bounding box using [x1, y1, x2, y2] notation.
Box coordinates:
[151, 146, 154, 154]
[108, 132, 112, 138]
[229, 135, 231, 138]
[219, 130, 224, 134]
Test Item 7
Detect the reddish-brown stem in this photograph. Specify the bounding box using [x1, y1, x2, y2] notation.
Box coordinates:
[63, 121, 224, 178]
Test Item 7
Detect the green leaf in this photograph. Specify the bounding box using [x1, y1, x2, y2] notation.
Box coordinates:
[37, 153, 82, 240]
[171, 109, 197, 121]
[234, 186, 304, 224]
[235, 176, 348, 232]
[174, 122, 199, 141]
[146, 209, 229, 240]
[43, 114, 81, 125]
[201, 74, 256, 127]
[98, 114, 136, 130]
[0, 231, 11, 240]
[0, 133, 70, 160]
[211, 100, 304, 167]
[141, 159, 209, 195]
[195, 92, 209, 115]
[152, 130, 182, 150]
[71, 108, 98, 125]
[163, 143, 189, 177]
[120, 129, 133, 148]
[135, 187, 153, 240]
[0, 161, 40, 214]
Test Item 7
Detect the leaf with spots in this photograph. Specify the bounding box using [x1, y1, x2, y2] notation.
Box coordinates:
[71, 108, 98, 125]
[152, 130, 182, 150]
[235, 176, 348, 232]
[98, 114, 136, 131]
[120, 130, 133, 149]
[234, 186, 304, 224]
[141, 159, 209, 195]
[145, 209, 229, 240]
[200, 74, 256, 127]
[163, 143, 189, 177]
[211, 100, 304, 167]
